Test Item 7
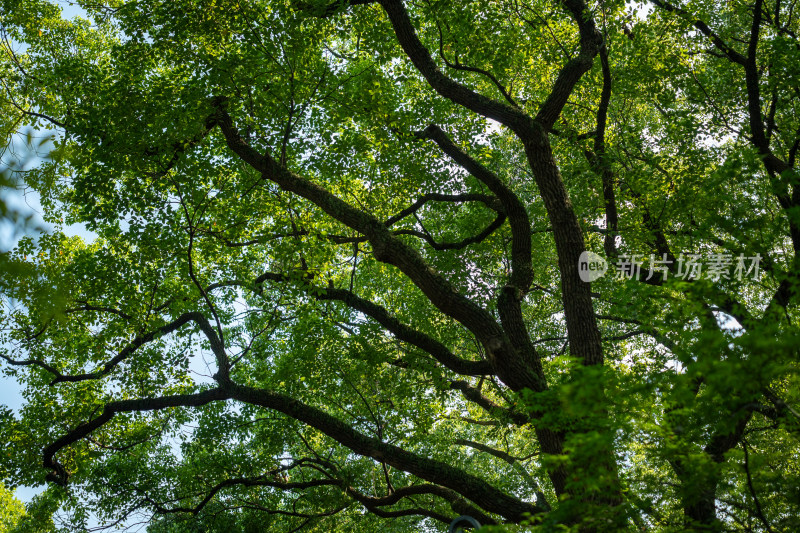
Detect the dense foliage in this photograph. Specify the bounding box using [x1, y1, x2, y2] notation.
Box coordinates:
[0, 484, 25, 532]
[1, 0, 799, 531]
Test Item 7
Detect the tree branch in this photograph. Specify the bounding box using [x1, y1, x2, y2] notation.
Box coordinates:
[319, 287, 493, 376]
[377, 0, 534, 135]
[213, 104, 542, 394]
[51, 311, 226, 384]
[44, 388, 231, 485]
[649, 0, 747, 65]
[417, 125, 533, 292]
[346, 484, 495, 525]
[393, 212, 506, 251]
[225, 381, 543, 522]
[384, 192, 502, 227]
[450, 381, 529, 425]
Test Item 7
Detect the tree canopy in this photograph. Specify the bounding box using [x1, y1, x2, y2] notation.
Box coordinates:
[1, 0, 799, 531]
[0, 484, 25, 532]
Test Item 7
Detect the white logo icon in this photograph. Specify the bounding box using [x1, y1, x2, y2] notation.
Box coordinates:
[578, 251, 607, 282]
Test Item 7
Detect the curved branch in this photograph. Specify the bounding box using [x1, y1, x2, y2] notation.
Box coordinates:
[145, 475, 340, 516]
[44, 388, 231, 485]
[414, 125, 544, 384]
[213, 105, 541, 394]
[449, 381, 528, 425]
[346, 484, 496, 525]
[208, 272, 492, 377]
[293, 0, 376, 18]
[3, 311, 225, 385]
[454, 438, 549, 509]
[745, 0, 792, 177]
[650, 0, 794, 181]
[44, 377, 540, 521]
[649, 0, 747, 65]
[454, 439, 528, 464]
[377, 0, 533, 135]
[0, 70, 66, 128]
[0, 352, 62, 377]
[393, 212, 506, 251]
[51, 311, 226, 384]
[319, 287, 492, 376]
[587, 45, 618, 259]
[225, 381, 543, 522]
[436, 22, 518, 108]
[384, 192, 501, 226]
[416, 125, 533, 293]
[64, 304, 132, 321]
[355, 505, 450, 523]
[532, 0, 604, 129]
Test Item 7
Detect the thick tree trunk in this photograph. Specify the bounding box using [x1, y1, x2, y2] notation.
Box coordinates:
[523, 130, 625, 530]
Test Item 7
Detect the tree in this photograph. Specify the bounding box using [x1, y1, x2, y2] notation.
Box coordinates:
[0, 483, 24, 533]
[0, 485, 57, 533]
[0, 0, 798, 530]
